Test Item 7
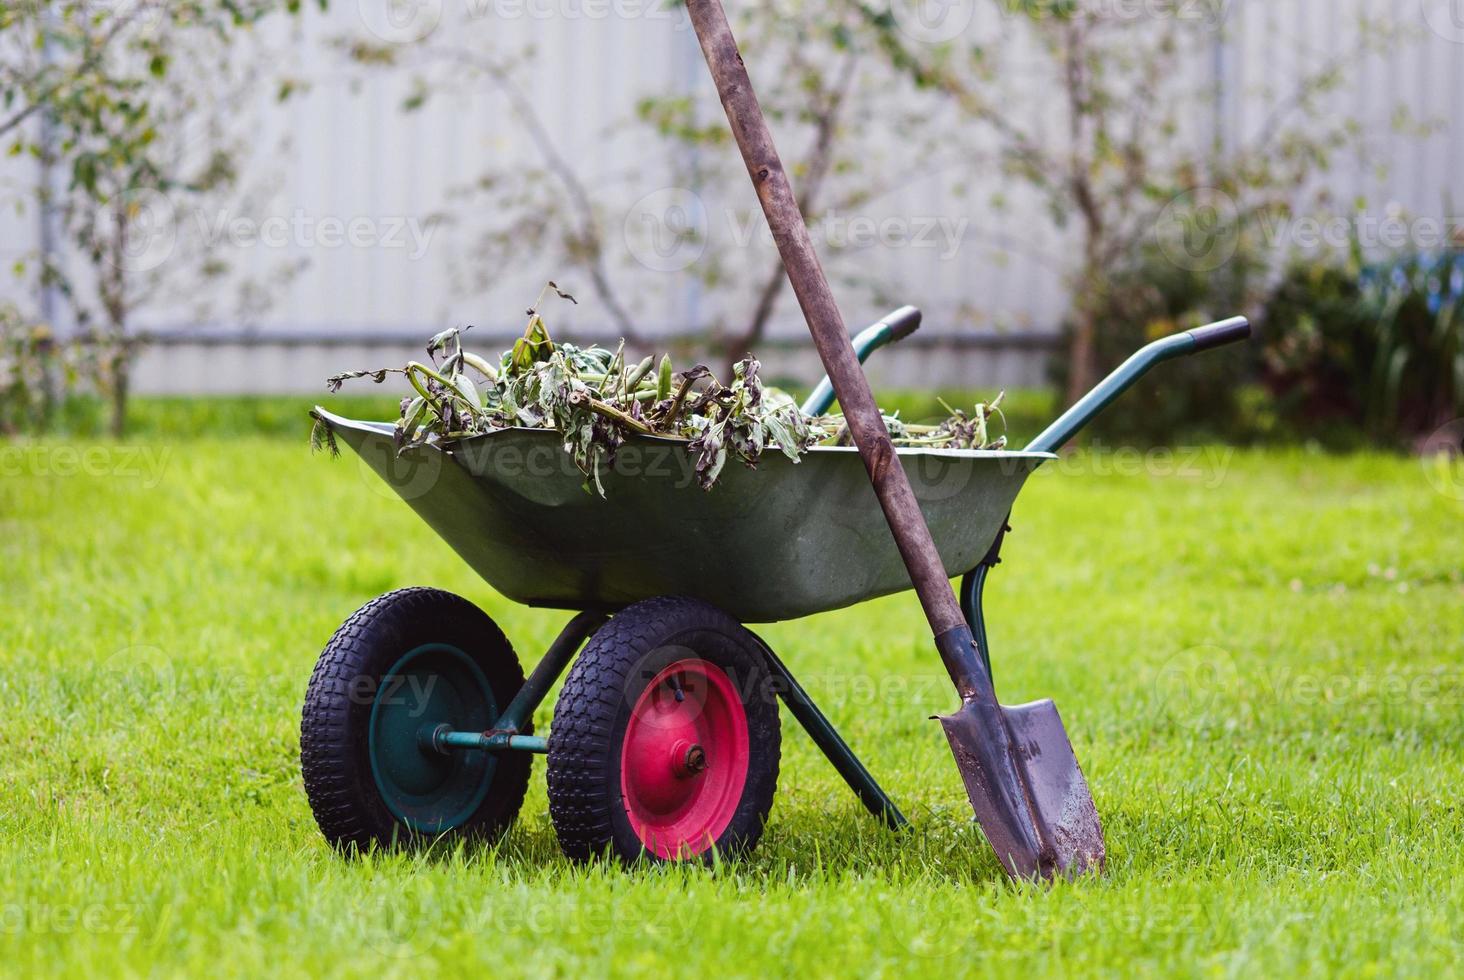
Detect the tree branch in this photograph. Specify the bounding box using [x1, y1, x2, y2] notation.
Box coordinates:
[0, 3, 154, 140]
[436, 45, 643, 343]
[719, 52, 859, 367]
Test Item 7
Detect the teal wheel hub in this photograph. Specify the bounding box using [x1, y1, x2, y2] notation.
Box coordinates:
[368, 643, 498, 832]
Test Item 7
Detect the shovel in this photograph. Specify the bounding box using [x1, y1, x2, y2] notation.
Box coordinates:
[683, 0, 1105, 879]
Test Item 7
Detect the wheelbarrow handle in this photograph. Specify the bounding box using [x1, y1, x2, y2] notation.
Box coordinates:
[1025, 316, 1251, 454]
[1188, 316, 1253, 351]
[800, 306, 922, 417]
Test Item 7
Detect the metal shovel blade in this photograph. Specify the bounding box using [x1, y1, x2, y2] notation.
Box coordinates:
[939, 697, 1105, 880]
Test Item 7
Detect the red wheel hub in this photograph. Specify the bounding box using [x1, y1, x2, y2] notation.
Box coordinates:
[620, 659, 750, 858]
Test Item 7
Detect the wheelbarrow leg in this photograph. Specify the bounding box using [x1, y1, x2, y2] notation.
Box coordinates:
[491, 610, 608, 734]
[748, 630, 908, 830]
[959, 518, 1012, 686]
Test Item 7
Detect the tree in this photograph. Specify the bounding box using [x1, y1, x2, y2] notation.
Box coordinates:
[342, 0, 1414, 402]
[1, 0, 319, 435]
[847, 0, 1410, 403]
[630, 9, 948, 376]
[343, 0, 972, 377]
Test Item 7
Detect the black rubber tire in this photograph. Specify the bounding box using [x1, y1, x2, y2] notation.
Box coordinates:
[546, 596, 780, 863]
[300, 587, 532, 852]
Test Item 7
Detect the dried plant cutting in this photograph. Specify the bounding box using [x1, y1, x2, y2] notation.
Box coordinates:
[315, 284, 1006, 494]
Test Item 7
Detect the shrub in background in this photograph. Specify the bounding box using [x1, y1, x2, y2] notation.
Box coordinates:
[1259, 247, 1463, 447]
[1049, 243, 1264, 446]
[1366, 251, 1464, 441]
[1256, 252, 1378, 447]
[0, 306, 49, 435]
[1055, 234, 1464, 450]
[0, 305, 94, 436]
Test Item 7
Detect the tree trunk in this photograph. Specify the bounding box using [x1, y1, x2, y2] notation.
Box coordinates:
[102, 217, 130, 440]
[715, 54, 857, 381]
[1064, 300, 1097, 408]
[1064, 221, 1106, 409]
[718, 257, 786, 379]
[1059, 19, 1103, 411]
[108, 346, 129, 439]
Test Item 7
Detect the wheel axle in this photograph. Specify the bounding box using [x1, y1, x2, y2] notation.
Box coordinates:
[432, 726, 549, 754]
[673, 741, 708, 778]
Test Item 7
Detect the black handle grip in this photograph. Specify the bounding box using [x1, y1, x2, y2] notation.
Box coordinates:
[1187, 316, 1251, 352]
[880, 305, 922, 341]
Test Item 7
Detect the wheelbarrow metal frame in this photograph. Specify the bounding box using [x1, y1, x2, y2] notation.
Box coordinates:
[420, 591, 911, 828]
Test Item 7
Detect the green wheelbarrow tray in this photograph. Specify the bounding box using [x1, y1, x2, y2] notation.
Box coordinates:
[314, 408, 1052, 623]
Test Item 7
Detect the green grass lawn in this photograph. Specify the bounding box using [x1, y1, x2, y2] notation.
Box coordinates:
[3, 416, 1462, 976]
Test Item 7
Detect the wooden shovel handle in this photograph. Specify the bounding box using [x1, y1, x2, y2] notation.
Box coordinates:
[684, 0, 969, 644]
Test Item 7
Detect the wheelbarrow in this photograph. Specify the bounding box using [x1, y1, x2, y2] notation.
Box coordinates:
[302, 310, 1251, 866]
[304, 0, 1254, 877]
